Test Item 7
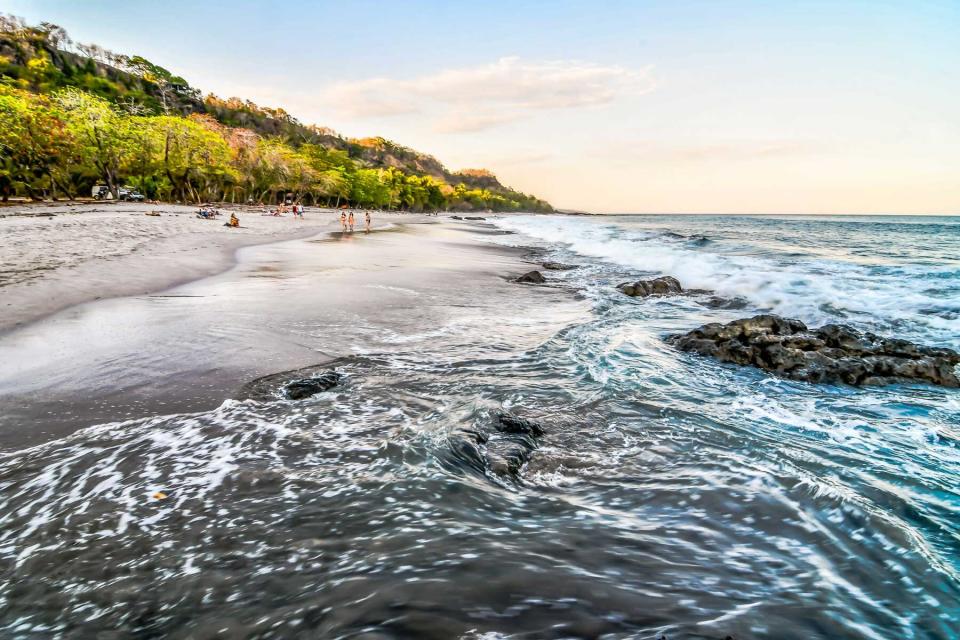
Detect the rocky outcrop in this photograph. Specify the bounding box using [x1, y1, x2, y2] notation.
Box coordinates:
[617, 276, 682, 297]
[667, 314, 960, 387]
[516, 270, 546, 284]
[283, 372, 343, 399]
[449, 412, 546, 479]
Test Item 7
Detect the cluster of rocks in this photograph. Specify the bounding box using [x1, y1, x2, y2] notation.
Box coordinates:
[511, 264, 957, 389]
[667, 314, 960, 387]
[449, 412, 545, 479]
[450, 215, 487, 221]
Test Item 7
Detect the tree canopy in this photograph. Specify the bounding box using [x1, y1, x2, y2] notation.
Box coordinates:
[0, 15, 552, 211]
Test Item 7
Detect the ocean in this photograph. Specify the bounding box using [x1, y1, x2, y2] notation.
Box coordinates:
[0, 213, 957, 639]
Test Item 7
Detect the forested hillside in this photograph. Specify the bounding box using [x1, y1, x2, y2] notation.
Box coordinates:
[0, 16, 552, 211]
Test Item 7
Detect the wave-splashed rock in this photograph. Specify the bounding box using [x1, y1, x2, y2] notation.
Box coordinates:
[667, 314, 960, 387]
[617, 276, 682, 297]
[542, 261, 577, 271]
[283, 372, 343, 399]
[449, 412, 546, 479]
[238, 366, 344, 400]
[516, 270, 546, 284]
[699, 295, 750, 310]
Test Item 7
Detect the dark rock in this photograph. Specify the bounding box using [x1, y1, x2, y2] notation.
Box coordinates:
[699, 295, 750, 310]
[238, 365, 344, 400]
[516, 270, 546, 284]
[617, 276, 682, 297]
[495, 411, 545, 437]
[283, 372, 343, 399]
[450, 215, 463, 220]
[667, 314, 960, 387]
[448, 412, 546, 480]
[463, 216, 487, 221]
[541, 261, 577, 271]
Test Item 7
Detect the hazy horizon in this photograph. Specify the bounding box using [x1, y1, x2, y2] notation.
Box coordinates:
[558, 214, 960, 218]
[5, 0, 959, 215]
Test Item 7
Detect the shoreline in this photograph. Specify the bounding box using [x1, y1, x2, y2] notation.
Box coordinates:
[0, 216, 583, 449]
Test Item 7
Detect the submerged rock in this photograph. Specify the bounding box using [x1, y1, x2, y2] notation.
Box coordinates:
[463, 216, 487, 221]
[495, 412, 545, 437]
[283, 372, 343, 399]
[448, 411, 547, 480]
[516, 270, 546, 284]
[667, 314, 960, 387]
[617, 276, 682, 297]
[542, 261, 577, 271]
[238, 365, 344, 401]
[698, 295, 750, 310]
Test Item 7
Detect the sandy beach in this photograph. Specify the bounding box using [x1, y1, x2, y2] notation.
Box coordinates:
[0, 205, 581, 449]
[0, 202, 446, 334]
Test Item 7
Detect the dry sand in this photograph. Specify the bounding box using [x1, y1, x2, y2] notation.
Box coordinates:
[0, 201, 437, 333]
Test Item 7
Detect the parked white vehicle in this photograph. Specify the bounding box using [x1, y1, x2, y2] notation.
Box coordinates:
[90, 185, 145, 201]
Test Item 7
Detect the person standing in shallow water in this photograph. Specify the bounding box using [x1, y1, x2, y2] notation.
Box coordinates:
[365, 211, 371, 233]
[348, 211, 355, 232]
[340, 211, 347, 231]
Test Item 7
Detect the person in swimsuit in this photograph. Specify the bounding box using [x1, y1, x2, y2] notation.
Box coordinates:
[340, 211, 347, 231]
[365, 211, 371, 233]
[348, 211, 355, 232]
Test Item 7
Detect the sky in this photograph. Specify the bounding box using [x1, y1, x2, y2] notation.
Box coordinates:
[4, 0, 959, 214]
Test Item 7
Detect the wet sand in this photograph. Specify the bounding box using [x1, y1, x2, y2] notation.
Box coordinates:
[0, 212, 584, 449]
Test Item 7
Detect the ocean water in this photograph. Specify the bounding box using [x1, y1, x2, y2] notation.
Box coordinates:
[493, 214, 960, 350]
[0, 215, 958, 639]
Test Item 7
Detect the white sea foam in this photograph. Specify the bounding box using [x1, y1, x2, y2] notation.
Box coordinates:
[492, 215, 959, 348]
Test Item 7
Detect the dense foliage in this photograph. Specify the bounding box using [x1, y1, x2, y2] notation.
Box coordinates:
[0, 16, 552, 211]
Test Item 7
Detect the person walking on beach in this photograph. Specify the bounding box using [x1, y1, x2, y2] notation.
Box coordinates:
[348, 211, 355, 232]
[340, 211, 347, 231]
[365, 211, 371, 233]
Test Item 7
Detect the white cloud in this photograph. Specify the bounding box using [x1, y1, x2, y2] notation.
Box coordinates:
[433, 109, 522, 133]
[593, 139, 828, 164]
[324, 57, 655, 132]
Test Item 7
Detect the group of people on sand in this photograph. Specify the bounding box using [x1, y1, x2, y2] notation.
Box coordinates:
[340, 209, 371, 233]
[264, 203, 304, 218]
[197, 203, 375, 232]
[196, 205, 238, 227]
